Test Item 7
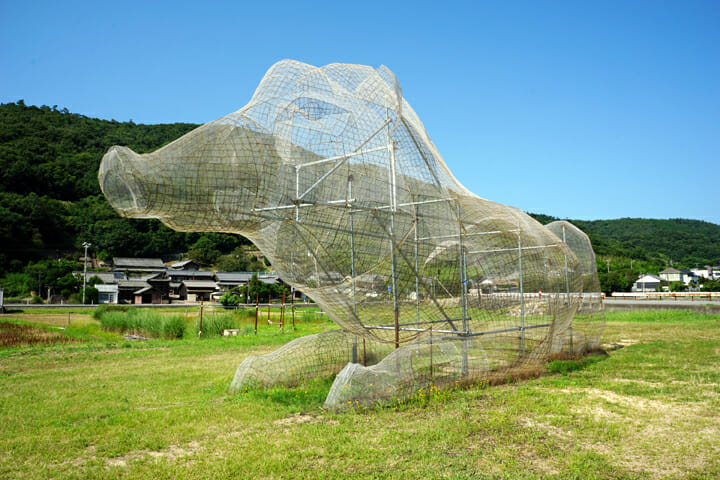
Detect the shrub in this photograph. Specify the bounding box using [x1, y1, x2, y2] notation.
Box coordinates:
[92, 304, 108, 320]
[133, 310, 162, 337]
[161, 315, 186, 339]
[82, 286, 99, 304]
[99, 310, 133, 332]
[219, 291, 240, 307]
[92, 304, 130, 320]
[97, 308, 177, 339]
[196, 312, 237, 337]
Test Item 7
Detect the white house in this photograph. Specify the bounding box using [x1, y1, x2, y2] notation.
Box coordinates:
[691, 266, 720, 281]
[659, 268, 697, 285]
[631, 274, 663, 292]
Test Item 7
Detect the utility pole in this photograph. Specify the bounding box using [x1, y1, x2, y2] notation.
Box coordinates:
[606, 259, 610, 273]
[82, 242, 91, 304]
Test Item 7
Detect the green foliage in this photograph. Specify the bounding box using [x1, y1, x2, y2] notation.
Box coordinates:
[242, 273, 289, 302]
[161, 315, 186, 339]
[187, 235, 222, 265]
[301, 309, 315, 322]
[23, 258, 81, 293]
[96, 307, 186, 339]
[56, 272, 80, 291]
[0, 272, 32, 297]
[0, 102, 250, 274]
[82, 286, 99, 304]
[215, 247, 251, 272]
[598, 270, 631, 294]
[91, 304, 131, 319]
[218, 291, 240, 307]
[29, 295, 44, 304]
[669, 281, 688, 292]
[701, 278, 720, 292]
[546, 355, 604, 374]
[195, 312, 238, 338]
[570, 217, 720, 270]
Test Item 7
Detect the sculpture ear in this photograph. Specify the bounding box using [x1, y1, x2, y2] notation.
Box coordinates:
[376, 65, 403, 109]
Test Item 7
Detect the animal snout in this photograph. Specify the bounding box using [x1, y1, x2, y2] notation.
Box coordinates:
[98, 146, 148, 216]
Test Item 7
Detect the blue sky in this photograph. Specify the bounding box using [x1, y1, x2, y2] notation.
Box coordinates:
[2, 0, 719, 224]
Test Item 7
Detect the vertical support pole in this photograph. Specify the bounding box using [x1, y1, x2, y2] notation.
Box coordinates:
[414, 216, 420, 333]
[281, 292, 285, 334]
[429, 325, 434, 379]
[295, 165, 300, 222]
[82, 242, 90, 305]
[291, 287, 296, 329]
[457, 204, 469, 334]
[267, 294, 271, 323]
[349, 175, 358, 363]
[349, 175, 357, 313]
[518, 226, 525, 356]
[457, 204, 469, 378]
[254, 293, 259, 335]
[387, 110, 400, 349]
[562, 225, 573, 351]
[199, 298, 204, 338]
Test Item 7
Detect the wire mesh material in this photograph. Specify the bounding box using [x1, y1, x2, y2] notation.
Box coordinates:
[99, 60, 605, 409]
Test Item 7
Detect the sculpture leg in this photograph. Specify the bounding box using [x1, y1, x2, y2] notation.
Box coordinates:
[229, 330, 395, 392]
[324, 337, 490, 410]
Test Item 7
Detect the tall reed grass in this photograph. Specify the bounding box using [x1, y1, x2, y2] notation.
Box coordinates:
[97, 308, 186, 339]
[194, 309, 254, 337]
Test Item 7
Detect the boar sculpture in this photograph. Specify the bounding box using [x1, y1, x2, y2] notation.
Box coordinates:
[99, 60, 604, 409]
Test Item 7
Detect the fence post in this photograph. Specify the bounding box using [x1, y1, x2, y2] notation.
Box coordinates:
[281, 292, 285, 334]
[254, 293, 259, 335]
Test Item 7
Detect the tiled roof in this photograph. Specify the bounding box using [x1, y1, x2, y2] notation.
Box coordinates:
[182, 280, 218, 289]
[113, 257, 165, 269]
[168, 270, 215, 278]
[215, 272, 254, 283]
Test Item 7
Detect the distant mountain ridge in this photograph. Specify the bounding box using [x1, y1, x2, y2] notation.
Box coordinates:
[1, 101, 718, 278]
[529, 214, 720, 268]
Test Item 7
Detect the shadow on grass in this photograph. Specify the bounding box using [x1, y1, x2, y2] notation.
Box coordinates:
[545, 351, 608, 375]
[236, 376, 336, 410]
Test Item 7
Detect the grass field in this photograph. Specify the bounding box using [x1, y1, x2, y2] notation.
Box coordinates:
[0, 309, 718, 479]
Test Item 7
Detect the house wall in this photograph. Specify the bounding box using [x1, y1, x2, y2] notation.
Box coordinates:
[660, 273, 681, 282]
[98, 292, 117, 304]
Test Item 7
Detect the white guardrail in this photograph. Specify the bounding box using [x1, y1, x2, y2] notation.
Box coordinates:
[608, 292, 720, 300]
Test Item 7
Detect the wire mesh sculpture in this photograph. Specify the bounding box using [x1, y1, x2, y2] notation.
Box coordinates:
[99, 60, 604, 409]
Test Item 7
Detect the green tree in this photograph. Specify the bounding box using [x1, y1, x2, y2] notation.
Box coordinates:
[669, 281, 687, 292]
[0, 272, 32, 297]
[188, 236, 221, 265]
[82, 286, 99, 304]
[218, 291, 240, 307]
[215, 247, 250, 272]
[700, 278, 720, 292]
[598, 271, 630, 294]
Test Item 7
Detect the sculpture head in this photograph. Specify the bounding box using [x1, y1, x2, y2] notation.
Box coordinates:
[99, 59, 442, 237]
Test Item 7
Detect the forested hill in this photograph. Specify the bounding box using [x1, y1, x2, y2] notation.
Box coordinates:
[529, 214, 720, 266]
[0, 101, 251, 279]
[1, 101, 718, 287]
